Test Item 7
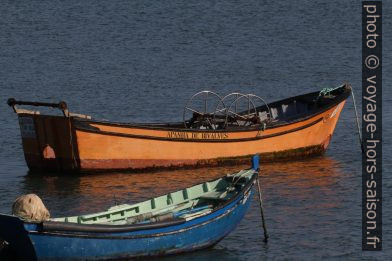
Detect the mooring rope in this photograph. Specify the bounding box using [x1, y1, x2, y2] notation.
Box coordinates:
[349, 85, 364, 152]
[256, 172, 269, 242]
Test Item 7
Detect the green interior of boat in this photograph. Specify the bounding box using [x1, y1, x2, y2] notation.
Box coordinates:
[51, 169, 255, 225]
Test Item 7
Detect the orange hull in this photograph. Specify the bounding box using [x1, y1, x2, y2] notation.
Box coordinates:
[10, 85, 351, 172]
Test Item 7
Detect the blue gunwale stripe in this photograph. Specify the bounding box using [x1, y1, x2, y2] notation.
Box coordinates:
[28, 184, 254, 240]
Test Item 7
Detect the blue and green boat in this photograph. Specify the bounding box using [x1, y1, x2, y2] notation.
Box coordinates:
[0, 159, 259, 260]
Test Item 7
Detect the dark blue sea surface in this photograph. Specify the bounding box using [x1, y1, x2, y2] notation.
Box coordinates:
[0, 0, 391, 260]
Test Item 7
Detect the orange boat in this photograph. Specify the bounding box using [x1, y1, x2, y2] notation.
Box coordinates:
[7, 83, 351, 173]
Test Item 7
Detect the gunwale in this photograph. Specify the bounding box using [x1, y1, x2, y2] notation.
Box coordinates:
[74, 117, 324, 143]
[74, 86, 350, 133]
[24, 169, 257, 237]
[71, 86, 350, 144]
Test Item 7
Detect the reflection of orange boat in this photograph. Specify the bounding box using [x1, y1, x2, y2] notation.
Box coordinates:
[21, 156, 343, 215]
[8, 84, 351, 173]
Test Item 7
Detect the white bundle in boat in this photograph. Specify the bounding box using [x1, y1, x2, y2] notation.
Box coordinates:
[12, 194, 50, 222]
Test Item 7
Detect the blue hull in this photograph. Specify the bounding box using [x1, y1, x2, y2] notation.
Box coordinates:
[0, 187, 254, 260]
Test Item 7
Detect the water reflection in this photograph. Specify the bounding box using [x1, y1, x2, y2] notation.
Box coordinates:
[21, 156, 345, 219]
[261, 156, 347, 217]
[22, 164, 249, 216]
[253, 155, 350, 258]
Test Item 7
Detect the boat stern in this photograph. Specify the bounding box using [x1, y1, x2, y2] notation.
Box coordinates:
[7, 98, 82, 172]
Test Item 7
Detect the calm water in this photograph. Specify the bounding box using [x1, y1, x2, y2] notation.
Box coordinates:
[0, 0, 391, 260]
